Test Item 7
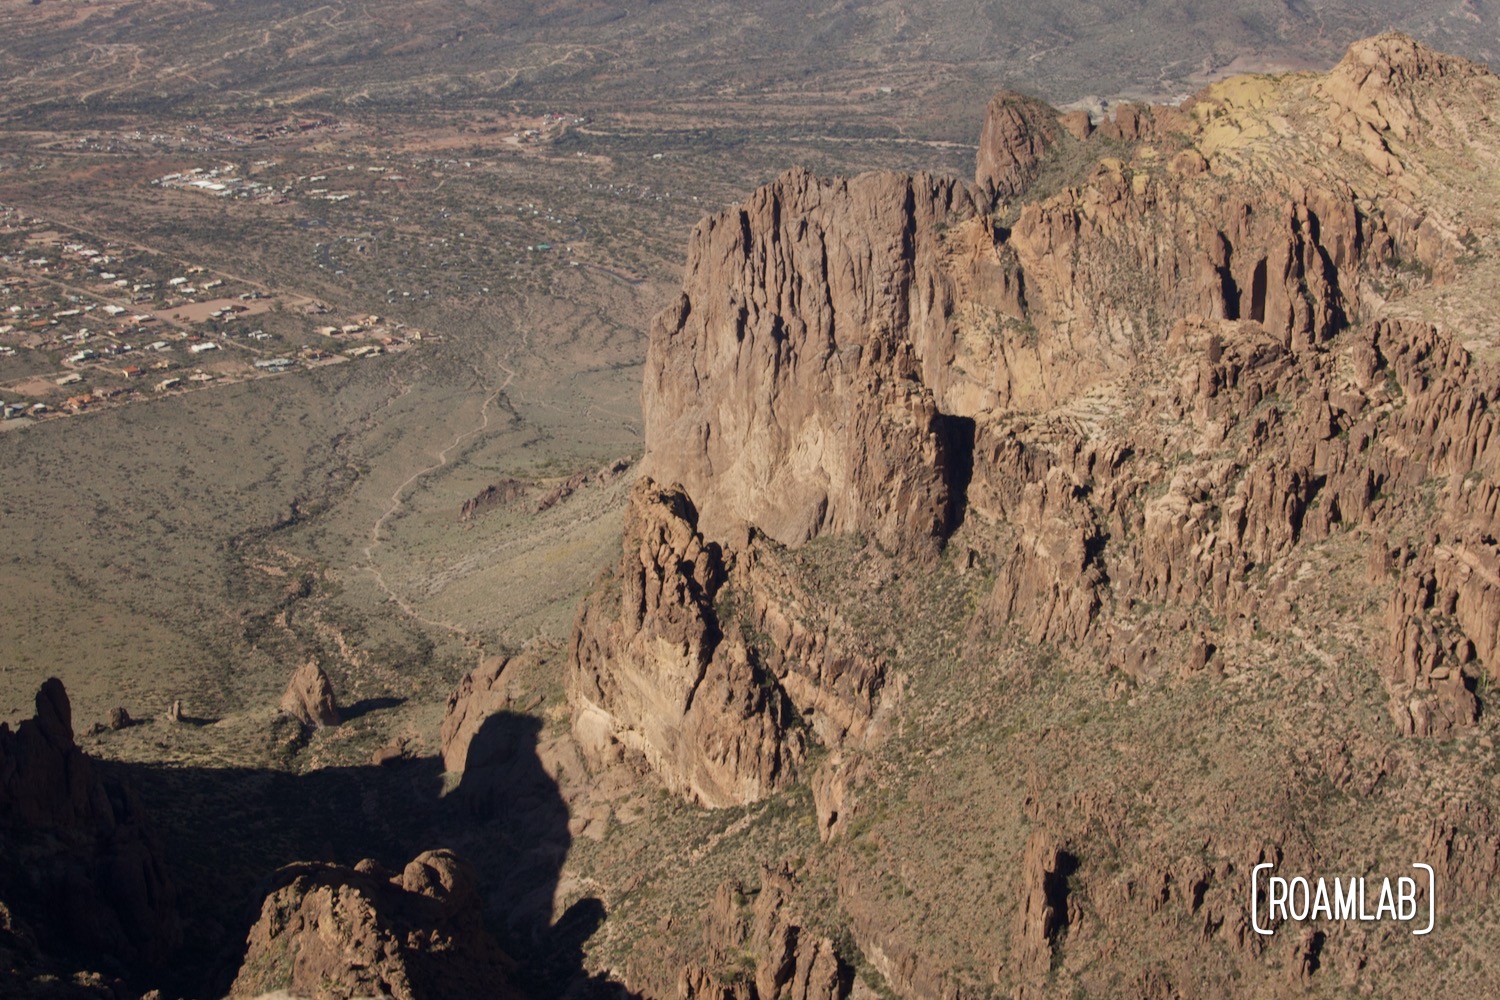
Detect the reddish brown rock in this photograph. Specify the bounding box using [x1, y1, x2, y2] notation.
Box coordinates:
[1094, 101, 1147, 141]
[1013, 832, 1076, 982]
[587, 48, 1500, 883]
[1057, 109, 1092, 141]
[229, 849, 517, 1000]
[569, 480, 803, 807]
[579, 33, 1500, 994]
[661, 864, 851, 1000]
[1186, 633, 1215, 673]
[279, 659, 341, 728]
[371, 737, 412, 767]
[458, 478, 526, 521]
[1385, 571, 1469, 737]
[729, 542, 889, 749]
[555, 29, 1500, 1000]
[641, 167, 983, 553]
[975, 90, 1061, 200]
[984, 464, 1106, 644]
[535, 454, 634, 513]
[811, 752, 869, 844]
[441, 655, 517, 773]
[1319, 32, 1497, 153]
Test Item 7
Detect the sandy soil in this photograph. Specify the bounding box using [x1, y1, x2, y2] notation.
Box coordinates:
[158, 296, 275, 323]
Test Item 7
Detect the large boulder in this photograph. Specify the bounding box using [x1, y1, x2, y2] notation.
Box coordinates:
[279, 660, 341, 728]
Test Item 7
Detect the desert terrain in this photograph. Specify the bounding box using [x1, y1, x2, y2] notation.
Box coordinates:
[3, 3, 1500, 999]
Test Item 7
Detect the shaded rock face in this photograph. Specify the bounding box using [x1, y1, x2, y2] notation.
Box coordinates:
[229, 849, 518, 1000]
[280, 659, 341, 728]
[441, 654, 521, 773]
[0, 679, 180, 984]
[436, 706, 595, 980]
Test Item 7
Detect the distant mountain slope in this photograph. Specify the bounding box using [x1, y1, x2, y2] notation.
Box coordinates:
[1, 0, 1496, 127]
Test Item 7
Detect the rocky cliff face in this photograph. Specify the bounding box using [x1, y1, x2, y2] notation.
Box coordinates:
[0, 679, 180, 991]
[568, 474, 899, 811]
[666, 864, 852, 1000]
[640, 168, 984, 553]
[569, 480, 806, 808]
[631, 29, 1500, 732]
[560, 32, 1500, 1000]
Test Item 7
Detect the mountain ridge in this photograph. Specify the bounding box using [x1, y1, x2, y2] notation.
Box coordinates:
[564, 31, 1500, 997]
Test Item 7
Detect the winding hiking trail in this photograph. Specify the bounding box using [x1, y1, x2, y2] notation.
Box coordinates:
[361, 352, 518, 637]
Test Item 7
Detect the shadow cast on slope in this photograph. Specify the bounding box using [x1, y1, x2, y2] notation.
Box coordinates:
[340, 694, 409, 720]
[105, 711, 621, 998]
[450, 711, 627, 997]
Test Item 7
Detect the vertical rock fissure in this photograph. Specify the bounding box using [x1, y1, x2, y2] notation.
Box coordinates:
[1218, 263, 1242, 321]
[935, 413, 976, 537]
[1043, 850, 1079, 940]
[1248, 258, 1269, 324]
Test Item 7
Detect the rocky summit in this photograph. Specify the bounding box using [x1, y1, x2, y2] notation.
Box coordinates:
[229, 851, 518, 1000]
[568, 33, 1500, 998]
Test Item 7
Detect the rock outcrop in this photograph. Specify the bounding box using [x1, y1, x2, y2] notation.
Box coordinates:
[641, 168, 984, 553]
[279, 660, 341, 728]
[1013, 832, 1077, 981]
[230, 850, 517, 1000]
[441, 654, 519, 773]
[651, 864, 851, 1000]
[459, 478, 527, 521]
[0, 679, 180, 986]
[536, 454, 633, 513]
[975, 90, 1061, 199]
[568, 470, 900, 807]
[569, 480, 804, 807]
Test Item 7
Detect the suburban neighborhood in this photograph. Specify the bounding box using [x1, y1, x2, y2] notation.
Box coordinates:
[0, 202, 423, 426]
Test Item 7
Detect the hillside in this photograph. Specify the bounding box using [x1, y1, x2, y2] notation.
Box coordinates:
[3, 0, 1498, 131]
[560, 33, 1500, 998]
